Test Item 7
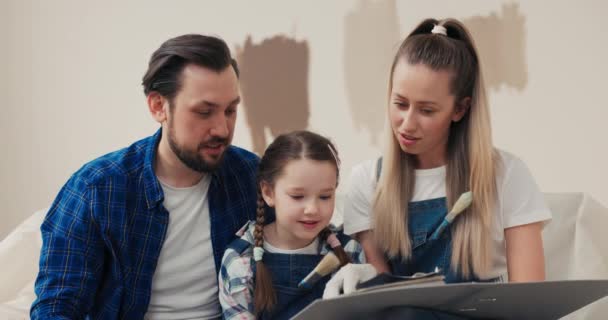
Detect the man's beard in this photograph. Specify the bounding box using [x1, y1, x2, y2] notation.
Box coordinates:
[167, 119, 229, 173]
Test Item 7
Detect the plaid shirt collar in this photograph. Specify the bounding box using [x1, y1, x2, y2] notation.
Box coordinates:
[143, 129, 163, 209]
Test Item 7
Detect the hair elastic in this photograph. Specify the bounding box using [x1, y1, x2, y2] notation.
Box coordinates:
[431, 24, 447, 36]
[253, 247, 265, 261]
[326, 233, 341, 248]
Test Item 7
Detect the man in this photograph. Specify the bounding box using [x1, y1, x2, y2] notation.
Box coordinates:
[31, 34, 259, 319]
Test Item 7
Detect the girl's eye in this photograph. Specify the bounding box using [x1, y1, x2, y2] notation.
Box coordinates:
[421, 109, 434, 115]
[320, 195, 333, 200]
[289, 195, 304, 200]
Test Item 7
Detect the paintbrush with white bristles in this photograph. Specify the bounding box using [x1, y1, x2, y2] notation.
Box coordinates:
[429, 191, 473, 240]
[298, 252, 341, 290]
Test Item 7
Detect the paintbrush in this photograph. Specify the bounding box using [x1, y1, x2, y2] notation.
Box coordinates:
[429, 191, 473, 240]
[298, 251, 341, 290]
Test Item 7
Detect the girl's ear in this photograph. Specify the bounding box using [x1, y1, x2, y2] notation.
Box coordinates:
[452, 97, 471, 122]
[260, 181, 275, 207]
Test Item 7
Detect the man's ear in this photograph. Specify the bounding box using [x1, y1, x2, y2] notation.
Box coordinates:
[147, 92, 168, 123]
[260, 181, 275, 207]
[452, 97, 471, 122]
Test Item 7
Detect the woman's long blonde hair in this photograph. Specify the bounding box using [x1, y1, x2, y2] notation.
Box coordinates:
[373, 18, 498, 279]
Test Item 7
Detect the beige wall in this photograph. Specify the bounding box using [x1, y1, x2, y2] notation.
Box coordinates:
[2, 0, 607, 239]
[0, 2, 7, 238]
[3, 1, 33, 239]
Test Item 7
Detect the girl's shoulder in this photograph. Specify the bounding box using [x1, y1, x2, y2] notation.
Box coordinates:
[222, 221, 256, 262]
[221, 222, 256, 282]
[235, 220, 257, 242]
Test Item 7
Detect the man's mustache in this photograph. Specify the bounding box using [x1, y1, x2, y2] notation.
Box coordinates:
[198, 136, 229, 149]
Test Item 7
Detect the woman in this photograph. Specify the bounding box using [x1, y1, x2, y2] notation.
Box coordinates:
[325, 17, 551, 297]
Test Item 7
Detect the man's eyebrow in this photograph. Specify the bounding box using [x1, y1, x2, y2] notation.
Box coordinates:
[230, 97, 241, 105]
[194, 96, 241, 108]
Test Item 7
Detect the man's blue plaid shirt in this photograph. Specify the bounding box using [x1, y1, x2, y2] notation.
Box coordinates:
[31, 129, 259, 319]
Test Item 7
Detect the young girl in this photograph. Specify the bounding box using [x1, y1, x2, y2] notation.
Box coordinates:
[219, 130, 365, 320]
[326, 18, 551, 296]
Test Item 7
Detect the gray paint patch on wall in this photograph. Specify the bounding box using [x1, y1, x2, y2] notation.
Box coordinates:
[343, 0, 401, 146]
[464, 3, 528, 91]
[342, 1, 528, 146]
[237, 35, 310, 155]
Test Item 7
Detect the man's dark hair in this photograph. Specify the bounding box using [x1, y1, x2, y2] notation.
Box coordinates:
[142, 34, 239, 102]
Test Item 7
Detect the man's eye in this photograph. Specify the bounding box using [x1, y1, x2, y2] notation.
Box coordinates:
[197, 111, 212, 117]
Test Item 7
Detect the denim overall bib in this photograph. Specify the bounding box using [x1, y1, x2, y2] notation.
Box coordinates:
[227, 233, 351, 320]
[376, 158, 487, 283]
[388, 197, 465, 282]
[373, 159, 488, 320]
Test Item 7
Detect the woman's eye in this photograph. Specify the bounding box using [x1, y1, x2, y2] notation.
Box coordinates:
[394, 101, 408, 109]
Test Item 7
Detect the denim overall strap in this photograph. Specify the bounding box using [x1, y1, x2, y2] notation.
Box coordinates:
[259, 252, 329, 320]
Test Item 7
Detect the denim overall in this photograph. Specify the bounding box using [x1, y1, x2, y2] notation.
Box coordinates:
[388, 197, 465, 282]
[376, 158, 489, 283]
[373, 159, 487, 320]
[227, 233, 351, 320]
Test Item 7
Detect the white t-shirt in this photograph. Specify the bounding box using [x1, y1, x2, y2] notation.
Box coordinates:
[264, 237, 320, 255]
[343, 150, 552, 280]
[145, 175, 220, 320]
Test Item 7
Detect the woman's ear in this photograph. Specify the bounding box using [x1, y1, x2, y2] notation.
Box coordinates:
[147, 92, 168, 123]
[452, 97, 471, 122]
[260, 181, 275, 207]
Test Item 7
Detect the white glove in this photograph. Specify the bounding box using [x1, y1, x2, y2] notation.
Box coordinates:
[323, 263, 378, 299]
